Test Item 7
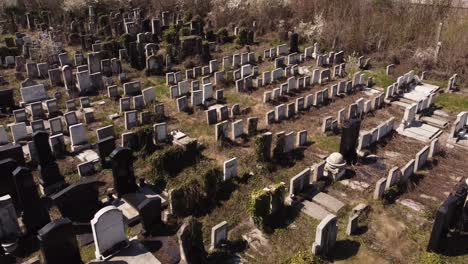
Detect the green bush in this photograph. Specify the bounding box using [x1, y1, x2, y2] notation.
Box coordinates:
[179, 27, 191, 37]
[163, 26, 178, 43]
[248, 183, 286, 230]
[216, 28, 230, 44]
[169, 161, 222, 216]
[119, 33, 135, 50]
[148, 141, 200, 185]
[418, 252, 444, 264]
[236, 27, 249, 45]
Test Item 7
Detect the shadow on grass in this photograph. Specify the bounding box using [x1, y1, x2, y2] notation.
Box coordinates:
[324, 239, 360, 261]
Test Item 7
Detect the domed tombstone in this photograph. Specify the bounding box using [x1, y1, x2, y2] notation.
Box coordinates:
[324, 152, 346, 181]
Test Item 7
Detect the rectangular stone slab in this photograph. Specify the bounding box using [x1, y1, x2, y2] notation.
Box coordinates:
[311, 192, 345, 213]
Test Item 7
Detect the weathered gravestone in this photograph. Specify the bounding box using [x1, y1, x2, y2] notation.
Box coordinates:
[33, 131, 65, 195]
[91, 206, 128, 259]
[13, 167, 50, 233]
[109, 148, 138, 197]
[37, 218, 82, 264]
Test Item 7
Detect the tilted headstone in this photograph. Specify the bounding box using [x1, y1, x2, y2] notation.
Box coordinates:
[91, 206, 128, 259]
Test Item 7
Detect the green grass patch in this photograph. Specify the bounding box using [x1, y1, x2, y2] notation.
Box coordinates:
[364, 69, 394, 88]
[435, 93, 468, 113]
[80, 244, 96, 263]
[313, 134, 340, 153]
[225, 92, 257, 108]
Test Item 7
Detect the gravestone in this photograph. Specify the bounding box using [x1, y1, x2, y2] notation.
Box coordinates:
[223, 158, 238, 181]
[312, 214, 338, 255]
[33, 131, 65, 195]
[0, 195, 21, 254]
[97, 136, 116, 167]
[91, 206, 128, 259]
[37, 218, 82, 264]
[51, 179, 101, 223]
[13, 167, 50, 233]
[138, 197, 162, 236]
[109, 148, 138, 197]
[210, 221, 228, 250]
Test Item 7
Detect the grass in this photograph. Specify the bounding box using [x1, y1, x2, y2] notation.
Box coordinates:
[80, 244, 96, 263]
[364, 69, 394, 88]
[313, 134, 340, 153]
[435, 93, 468, 113]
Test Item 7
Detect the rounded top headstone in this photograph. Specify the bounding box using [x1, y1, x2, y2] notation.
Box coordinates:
[326, 152, 346, 168]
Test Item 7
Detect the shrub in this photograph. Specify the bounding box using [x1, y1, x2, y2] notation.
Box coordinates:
[418, 252, 444, 264]
[163, 26, 178, 43]
[248, 183, 285, 230]
[148, 141, 200, 185]
[169, 161, 222, 216]
[235, 27, 249, 46]
[119, 33, 135, 50]
[289, 250, 323, 264]
[216, 27, 230, 44]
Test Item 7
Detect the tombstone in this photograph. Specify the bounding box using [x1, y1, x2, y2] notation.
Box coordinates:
[20, 84, 48, 104]
[231, 120, 244, 139]
[153, 123, 167, 142]
[138, 197, 162, 236]
[0, 88, 15, 113]
[414, 146, 430, 173]
[109, 148, 138, 197]
[11, 122, 29, 143]
[37, 218, 82, 264]
[223, 158, 238, 181]
[210, 221, 228, 250]
[400, 159, 415, 184]
[33, 131, 65, 195]
[373, 178, 387, 200]
[0, 195, 21, 254]
[91, 206, 128, 259]
[142, 87, 156, 105]
[69, 123, 89, 152]
[312, 214, 338, 255]
[124, 111, 138, 130]
[289, 169, 311, 198]
[26, 63, 39, 79]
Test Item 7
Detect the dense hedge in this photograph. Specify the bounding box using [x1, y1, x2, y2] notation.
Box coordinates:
[248, 183, 285, 230]
[169, 162, 222, 217]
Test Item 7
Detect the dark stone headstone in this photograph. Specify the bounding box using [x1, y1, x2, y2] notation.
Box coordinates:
[32, 131, 65, 194]
[290, 33, 299, 53]
[0, 88, 15, 113]
[138, 197, 162, 236]
[96, 136, 116, 168]
[12, 167, 50, 233]
[0, 144, 25, 165]
[33, 131, 55, 166]
[51, 179, 102, 223]
[339, 119, 361, 164]
[0, 159, 19, 208]
[37, 218, 82, 264]
[109, 147, 138, 197]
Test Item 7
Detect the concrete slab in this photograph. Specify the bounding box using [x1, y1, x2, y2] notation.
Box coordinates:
[300, 200, 331, 220]
[76, 149, 99, 162]
[420, 116, 448, 128]
[90, 238, 161, 264]
[311, 192, 345, 213]
[111, 197, 140, 225]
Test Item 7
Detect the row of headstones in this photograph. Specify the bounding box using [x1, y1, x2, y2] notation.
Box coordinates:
[374, 138, 441, 200]
[448, 111, 467, 141]
[213, 117, 260, 141]
[262, 66, 347, 104]
[356, 117, 395, 153]
[321, 92, 385, 133]
[206, 103, 244, 124]
[399, 98, 437, 130]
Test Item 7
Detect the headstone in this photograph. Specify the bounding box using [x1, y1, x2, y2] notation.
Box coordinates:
[223, 158, 238, 181]
[109, 148, 138, 197]
[91, 206, 128, 259]
[210, 221, 228, 250]
[37, 218, 82, 264]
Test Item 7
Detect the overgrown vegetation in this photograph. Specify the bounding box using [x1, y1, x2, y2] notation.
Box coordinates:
[248, 183, 286, 231]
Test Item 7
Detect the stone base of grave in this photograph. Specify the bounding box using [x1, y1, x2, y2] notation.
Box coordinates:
[311, 192, 345, 213]
[396, 122, 442, 143]
[419, 116, 448, 129]
[39, 180, 66, 196]
[90, 238, 161, 264]
[300, 200, 331, 220]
